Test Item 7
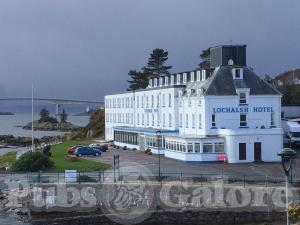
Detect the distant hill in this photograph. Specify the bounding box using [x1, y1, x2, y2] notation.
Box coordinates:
[274, 68, 300, 86]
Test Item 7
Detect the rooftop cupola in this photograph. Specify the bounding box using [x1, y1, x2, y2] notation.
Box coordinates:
[210, 45, 247, 68]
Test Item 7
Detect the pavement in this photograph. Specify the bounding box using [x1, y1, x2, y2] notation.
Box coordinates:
[85, 145, 300, 179]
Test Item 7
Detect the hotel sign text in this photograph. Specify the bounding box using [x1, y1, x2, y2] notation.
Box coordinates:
[213, 106, 273, 113]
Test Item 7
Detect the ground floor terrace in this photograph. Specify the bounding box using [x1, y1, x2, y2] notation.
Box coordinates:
[110, 126, 283, 163]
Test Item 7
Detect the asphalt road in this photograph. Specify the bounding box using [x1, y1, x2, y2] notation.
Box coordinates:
[85, 145, 300, 179]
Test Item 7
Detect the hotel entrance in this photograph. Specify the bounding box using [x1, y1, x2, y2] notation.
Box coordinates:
[254, 142, 262, 161]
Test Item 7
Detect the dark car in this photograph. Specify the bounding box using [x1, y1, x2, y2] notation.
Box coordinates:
[75, 146, 101, 157]
[68, 144, 84, 154]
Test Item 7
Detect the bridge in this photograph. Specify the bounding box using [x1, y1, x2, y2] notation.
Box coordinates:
[0, 97, 104, 114]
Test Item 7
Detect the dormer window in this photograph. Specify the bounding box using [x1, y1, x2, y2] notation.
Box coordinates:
[159, 77, 163, 86]
[233, 68, 243, 79]
[149, 79, 153, 87]
[177, 74, 181, 84]
[183, 73, 187, 83]
[165, 76, 169, 86]
[170, 75, 174, 85]
[201, 70, 206, 80]
[190, 72, 195, 82]
[154, 78, 158, 87]
[197, 71, 201, 81]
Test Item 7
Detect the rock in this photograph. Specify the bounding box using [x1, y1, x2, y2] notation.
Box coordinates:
[23, 121, 81, 132]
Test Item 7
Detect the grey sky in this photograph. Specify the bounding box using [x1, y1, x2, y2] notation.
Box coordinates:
[0, 0, 299, 100]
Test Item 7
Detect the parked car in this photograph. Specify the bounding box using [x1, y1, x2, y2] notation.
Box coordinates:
[282, 119, 300, 146]
[75, 146, 101, 157]
[89, 143, 107, 152]
[68, 145, 84, 154]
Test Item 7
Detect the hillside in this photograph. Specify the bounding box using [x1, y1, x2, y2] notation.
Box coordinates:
[274, 68, 300, 85]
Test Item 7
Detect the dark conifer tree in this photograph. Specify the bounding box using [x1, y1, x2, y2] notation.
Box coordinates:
[143, 48, 172, 78]
[127, 70, 149, 91]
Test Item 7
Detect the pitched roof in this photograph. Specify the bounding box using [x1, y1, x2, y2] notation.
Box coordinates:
[204, 67, 280, 96]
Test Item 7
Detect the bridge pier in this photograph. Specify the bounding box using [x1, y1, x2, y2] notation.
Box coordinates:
[55, 104, 60, 115]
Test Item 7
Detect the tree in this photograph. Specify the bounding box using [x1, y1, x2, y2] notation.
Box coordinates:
[39, 108, 50, 122]
[143, 48, 172, 78]
[12, 150, 53, 172]
[127, 70, 149, 91]
[198, 48, 211, 70]
[60, 109, 68, 123]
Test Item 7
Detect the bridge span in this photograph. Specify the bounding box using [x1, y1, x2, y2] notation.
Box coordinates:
[0, 97, 104, 114]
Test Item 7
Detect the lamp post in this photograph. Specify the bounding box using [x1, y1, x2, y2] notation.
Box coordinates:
[156, 130, 161, 181]
[277, 148, 297, 225]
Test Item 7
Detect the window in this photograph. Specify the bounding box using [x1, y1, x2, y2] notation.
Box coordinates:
[137, 113, 140, 125]
[199, 114, 202, 128]
[186, 114, 189, 128]
[163, 114, 165, 126]
[177, 74, 181, 84]
[149, 79, 153, 87]
[162, 94, 165, 107]
[198, 99, 202, 106]
[197, 71, 201, 81]
[240, 114, 247, 127]
[187, 143, 193, 153]
[188, 100, 192, 107]
[203, 143, 213, 153]
[157, 94, 160, 107]
[151, 113, 155, 126]
[146, 96, 149, 108]
[192, 114, 195, 128]
[195, 143, 200, 153]
[239, 92, 246, 104]
[212, 114, 216, 127]
[190, 72, 195, 82]
[154, 78, 157, 87]
[215, 143, 224, 153]
[271, 112, 275, 127]
[142, 114, 144, 125]
[157, 114, 160, 126]
[146, 113, 149, 125]
[183, 73, 187, 83]
[151, 95, 154, 108]
[141, 96, 144, 108]
[235, 69, 241, 79]
[239, 143, 246, 160]
[168, 94, 172, 107]
[137, 96, 139, 108]
[179, 114, 183, 128]
[169, 113, 172, 127]
[165, 76, 169, 86]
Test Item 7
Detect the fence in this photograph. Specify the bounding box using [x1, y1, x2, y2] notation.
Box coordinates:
[15, 140, 63, 160]
[1, 170, 299, 190]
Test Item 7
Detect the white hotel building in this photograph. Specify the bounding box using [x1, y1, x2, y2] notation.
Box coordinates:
[105, 45, 283, 163]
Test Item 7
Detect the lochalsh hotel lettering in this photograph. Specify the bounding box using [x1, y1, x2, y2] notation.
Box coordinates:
[213, 106, 273, 113]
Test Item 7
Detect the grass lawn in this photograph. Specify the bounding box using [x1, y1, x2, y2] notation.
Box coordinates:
[0, 140, 111, 172]
[48, 140, 111, 172]
[0, 151, 17, 168]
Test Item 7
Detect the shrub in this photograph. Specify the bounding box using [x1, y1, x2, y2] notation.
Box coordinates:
[12, 151, 54, 172]
[78, 175, 97, 183]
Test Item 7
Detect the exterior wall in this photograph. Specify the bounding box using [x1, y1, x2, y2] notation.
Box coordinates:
[164, 150, 218, 162]
[105, 87, 184, 141]
[220, 128, 283, 163]
[104, 66, 283, 163]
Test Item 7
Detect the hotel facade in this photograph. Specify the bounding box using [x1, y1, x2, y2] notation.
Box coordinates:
[105, 45, 283, 163]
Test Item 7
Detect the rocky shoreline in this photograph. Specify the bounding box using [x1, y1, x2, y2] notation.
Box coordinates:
[23, 121, 81, 132]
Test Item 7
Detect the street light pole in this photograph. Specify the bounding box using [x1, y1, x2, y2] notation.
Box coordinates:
[277, 148, 297, 225]
[156, 130, 161, 181]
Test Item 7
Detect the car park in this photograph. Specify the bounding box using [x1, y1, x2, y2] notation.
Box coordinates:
[75, 146, 101, 157]
[68, 145, 84, 154]
[89, 143, 107, 152]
